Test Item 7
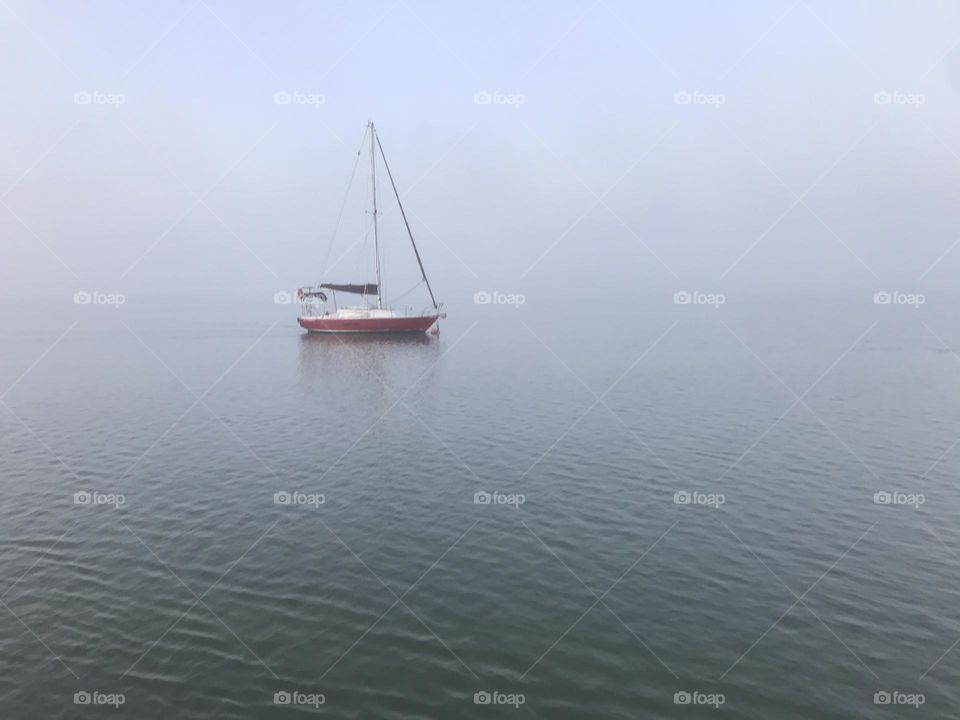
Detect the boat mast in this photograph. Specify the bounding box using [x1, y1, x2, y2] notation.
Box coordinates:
[369, 121, 383, 309]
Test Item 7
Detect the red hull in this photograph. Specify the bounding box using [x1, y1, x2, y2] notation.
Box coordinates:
[298, 315, 438, 334]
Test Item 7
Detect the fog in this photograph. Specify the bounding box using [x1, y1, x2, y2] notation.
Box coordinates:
[3, 0, 960, 310]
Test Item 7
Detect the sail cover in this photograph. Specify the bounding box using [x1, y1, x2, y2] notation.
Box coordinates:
[320, 283, 378, 295]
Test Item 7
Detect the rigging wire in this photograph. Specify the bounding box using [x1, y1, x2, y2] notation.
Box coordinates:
[388, 278, 424, 306]
[375, 132, 438, 309]
[316, 126, 368, 287]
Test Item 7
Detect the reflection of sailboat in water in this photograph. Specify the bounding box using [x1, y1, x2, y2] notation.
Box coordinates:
[297, 331, 438, 393]
[298, 121, 446, 334]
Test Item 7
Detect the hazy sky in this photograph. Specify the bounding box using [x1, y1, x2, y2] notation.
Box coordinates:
[3, 0, 960, 306]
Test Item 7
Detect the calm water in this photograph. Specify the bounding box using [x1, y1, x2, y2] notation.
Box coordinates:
[1, 291, 959, 718]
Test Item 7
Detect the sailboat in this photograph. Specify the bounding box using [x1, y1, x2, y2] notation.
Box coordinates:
[297, 122, 445, 334]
